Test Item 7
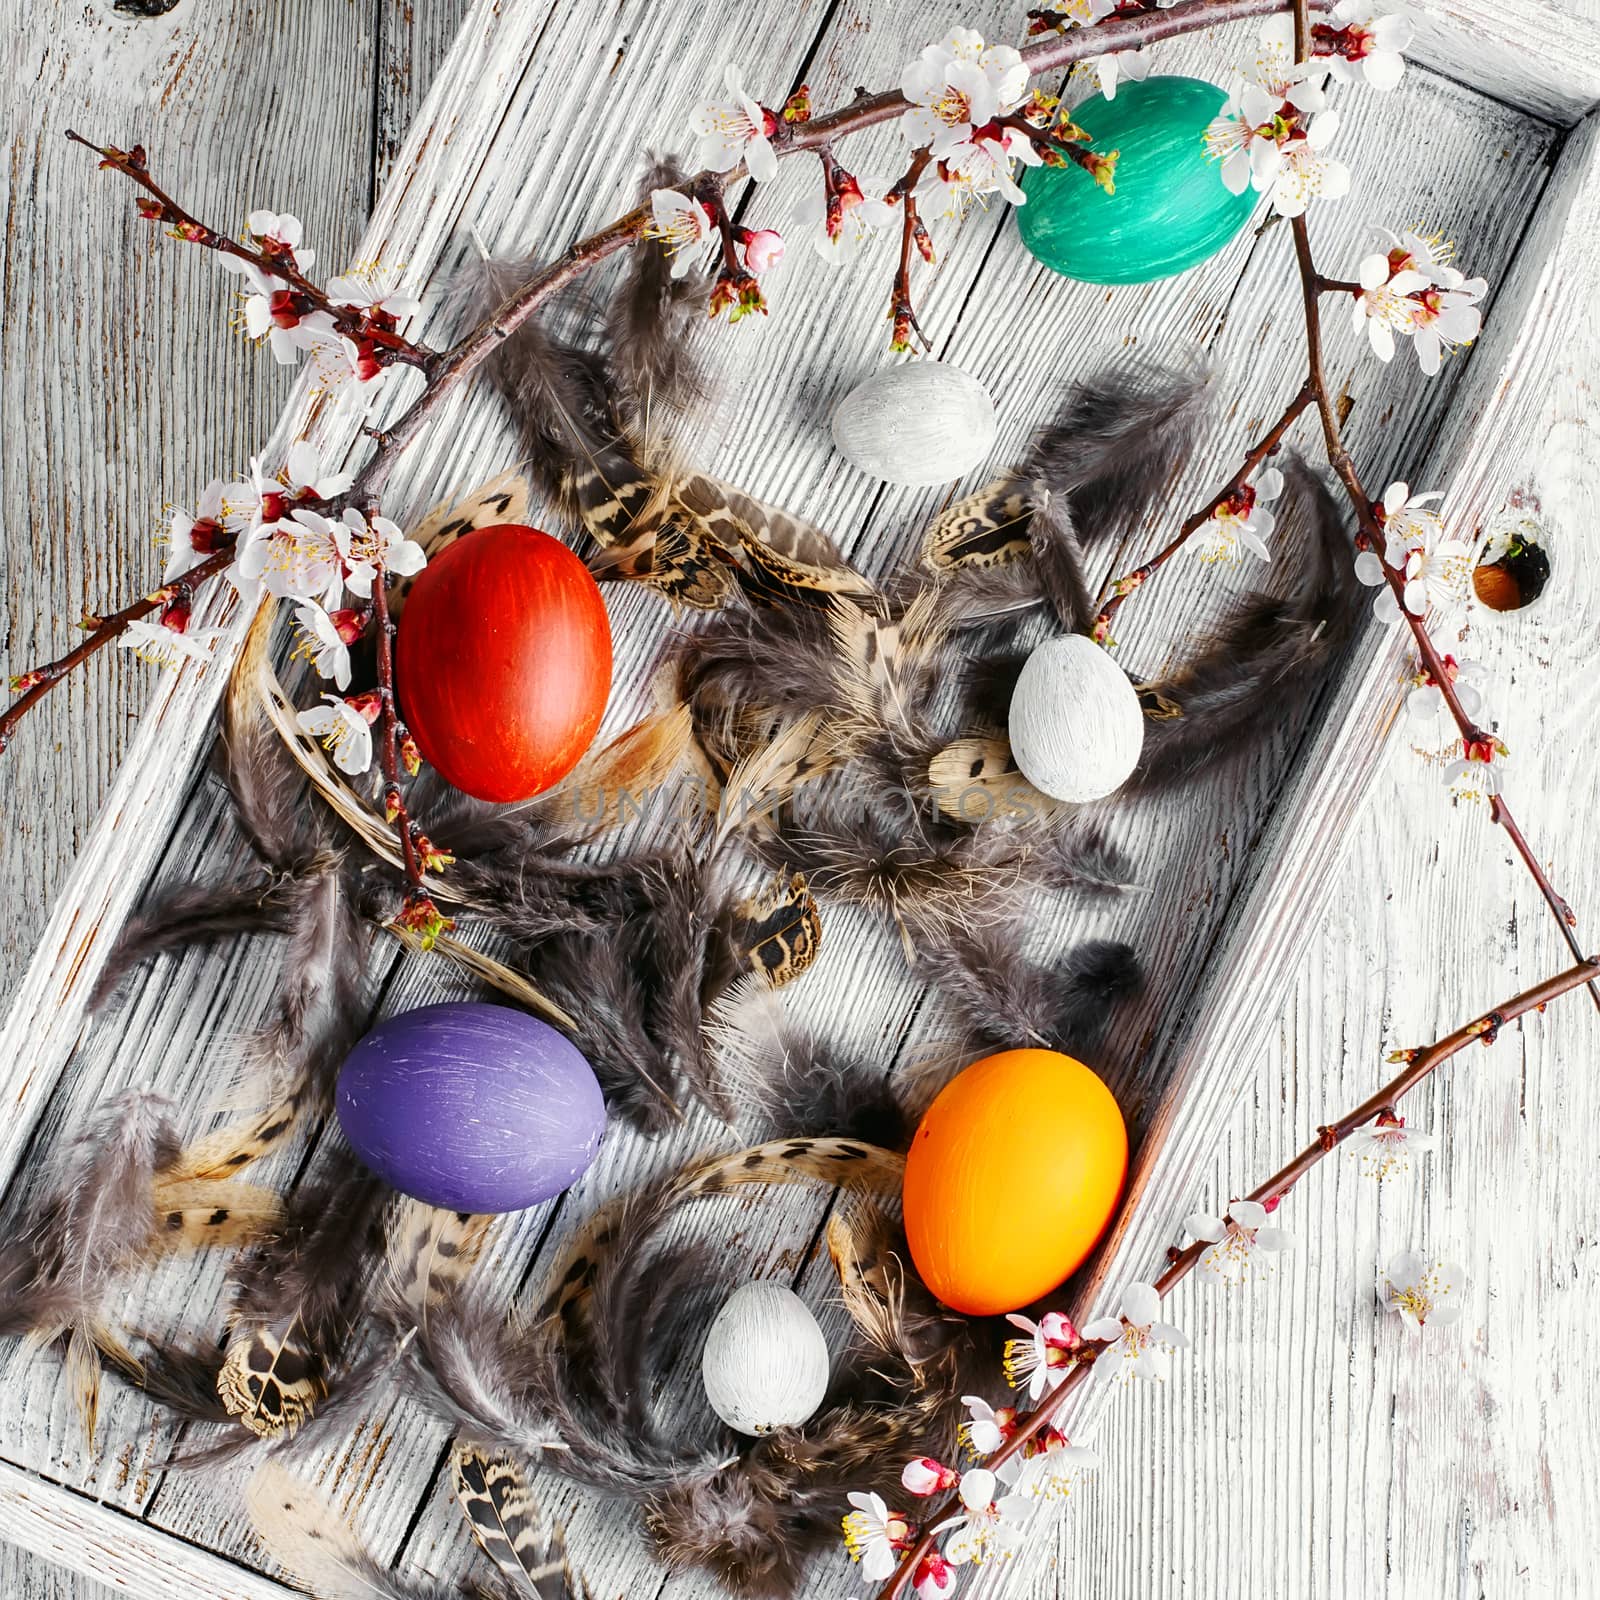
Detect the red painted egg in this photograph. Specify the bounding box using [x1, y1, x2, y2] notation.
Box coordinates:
[396, 524, 611, 803]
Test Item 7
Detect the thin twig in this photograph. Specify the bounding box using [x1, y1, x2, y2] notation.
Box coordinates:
[64, 132, 435, 373]
[888, 148, 936, 352]
[4, 0, 1332, 752]
[1093, 380, 1315, 641]
[1286, 211, 1599, 1007]
[0, 550, 235, 754]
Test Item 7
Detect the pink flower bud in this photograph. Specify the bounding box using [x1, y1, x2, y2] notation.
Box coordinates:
[900, 1457, 957, 1497]
[742, 228, 785, 274]
[914, 1552, 957, 1599]
[327, 607, 367, 645]
[1038, 1311, 1079, 1349]
[345, 688, 383, 724]
[159, 597, 192, 634]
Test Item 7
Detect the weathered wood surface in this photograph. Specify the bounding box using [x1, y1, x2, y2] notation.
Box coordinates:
[1, 1, 1597, 1597]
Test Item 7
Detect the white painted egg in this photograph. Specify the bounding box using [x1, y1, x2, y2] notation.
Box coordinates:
[1007, 634, 1145, 803]
[830, 362, 998, 486]
[700, 1281, 830, 1436]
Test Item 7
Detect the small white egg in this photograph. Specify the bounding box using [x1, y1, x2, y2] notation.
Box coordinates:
[1007, 634, 1145, 802]
[700, 1281, 830, 1436]
[830, 362, 997, 487]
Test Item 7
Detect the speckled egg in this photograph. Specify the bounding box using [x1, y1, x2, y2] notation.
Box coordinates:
[336, 1002, 605, 1213]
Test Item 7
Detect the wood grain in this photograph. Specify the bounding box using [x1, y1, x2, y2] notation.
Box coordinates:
[1, 2, 1596, 1598]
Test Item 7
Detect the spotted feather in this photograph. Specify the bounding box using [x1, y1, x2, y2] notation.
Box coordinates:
[730, 870, 821, 989]
[217, 1314, 325, 1439]
[922, 477, 1033, 571]
[454, 1447, 593, 1599]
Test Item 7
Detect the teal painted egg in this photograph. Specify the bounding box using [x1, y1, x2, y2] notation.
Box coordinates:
[1016, 77, 1255, 285]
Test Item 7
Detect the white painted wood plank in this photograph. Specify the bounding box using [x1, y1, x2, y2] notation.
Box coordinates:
[0, 1460, 299, 1600]
[1410, 0, 1600, 124]
[0, 0, 559, 1184]
[0, 0, 377, 1011]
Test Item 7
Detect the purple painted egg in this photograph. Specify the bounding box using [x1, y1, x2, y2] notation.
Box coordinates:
[336, 1002, 605, 1213]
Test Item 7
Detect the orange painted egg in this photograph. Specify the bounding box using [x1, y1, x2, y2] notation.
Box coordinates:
[396, 524, 611, 803]
[902, 1049, 1127, 1316]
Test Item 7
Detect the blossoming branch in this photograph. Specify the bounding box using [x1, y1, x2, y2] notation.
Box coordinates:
[859, 948, 1600, 1599]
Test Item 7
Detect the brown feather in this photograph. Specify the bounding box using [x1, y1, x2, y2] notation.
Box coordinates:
[455, 1447, 594, 1600]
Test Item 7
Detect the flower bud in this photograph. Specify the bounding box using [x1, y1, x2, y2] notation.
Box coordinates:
[159, 596, 192, 634]
[345, 688, 383, 724]
[1038, 1311, 1080, 1349]
[327, 607, 367, 645]
[901, 1457, 958, 1497]
[741, 228, 785, 274]
[913, 1553, 956, 1599]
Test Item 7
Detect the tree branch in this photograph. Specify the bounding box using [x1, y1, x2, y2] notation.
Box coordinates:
[874, 949, 1600, 1597]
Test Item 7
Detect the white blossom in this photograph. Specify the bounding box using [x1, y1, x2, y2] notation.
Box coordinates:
[325, 262, 422, 322]
[1094, 46, 1152, 101]
[292, 601, 353, 690]
[960, 1394, 1017, 1455]
[245, 209, 312, 265]
[297, 693, 375, 776]
[1184, 1199, 1294, 1284]
[237, 507, 343, 605]
[1356, 482, 1470, 621]
[334, 507, 426, 599]
[901, 29, 1029, 162]
[946, 130, 1032, 206]
[1082, 1282, 1188, 1383]
[1381, 1249, 1466, 1329]
[1352, 228, 1486, 374]
[117, 619, 221, 669]
[1013, 1432, 1097, 1500]
[1002, 1310, 1079, 1400]
[791, 184, 896, 262]
[841, 1491, 915, 1583]
[936, 1466, 1035, 1566]
[1318, 0, 1413, 91]
[1033, 0, 1150, 101]
[164, 478, 227, 582]
[283, 439, 355, 501]
[216, 256, 329, 365]
[645, 190, 715, 278]
[690, 65, 778, 182]
[1443, 738, 1505, 801]
[1206, 20, 1348, 217]
[1346, 1111, 1439, 1178]
[301, 330, 387, 420]
[1406, 655, 1487, 728]
[1192, 464, 1284, 564]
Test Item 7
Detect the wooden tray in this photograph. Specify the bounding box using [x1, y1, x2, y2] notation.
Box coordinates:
[3, 2, 1598, 1595]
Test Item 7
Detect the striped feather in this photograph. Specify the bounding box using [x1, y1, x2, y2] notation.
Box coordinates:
[454, 1447, 592, 1599]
